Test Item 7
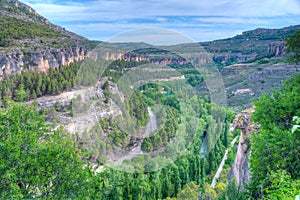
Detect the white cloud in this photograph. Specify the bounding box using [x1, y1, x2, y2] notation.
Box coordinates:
[107, 28, 195, 45]
[20, 0, 300, 41]
[230, 0, 300, 17]
[195, 17, 269, 25]
[23, 0, 300, 22]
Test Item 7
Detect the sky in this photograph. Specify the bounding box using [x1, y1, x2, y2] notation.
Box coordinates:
[21, 0, 300, 44]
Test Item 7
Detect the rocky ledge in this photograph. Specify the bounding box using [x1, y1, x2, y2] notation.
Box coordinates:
[0, 46, 89, 76]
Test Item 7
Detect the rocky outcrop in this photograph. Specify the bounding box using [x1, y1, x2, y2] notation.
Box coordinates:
[0, 44, 211, 77]
[0, 46, 89, 76]
[228, 108, 259, 189]
[200, 25, 300, 64]
[267, 42, 286, 57]
[99, 45, 213, 65]
[103, 51, 190, 65]
[213, 41, 286, 64]
[214, 53, 258, 64]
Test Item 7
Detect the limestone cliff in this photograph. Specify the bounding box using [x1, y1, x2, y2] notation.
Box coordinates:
[211, 41, 287, 64]
[267, 41, 286, 57]
[0, 46, 89, 76]
[102, 50, 189, 65]
[0, 0, 93, 77]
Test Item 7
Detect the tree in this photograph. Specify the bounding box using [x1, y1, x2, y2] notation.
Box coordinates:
[13, 84, 27, 102]
[101, 80, 109, 90]
[36, 87, 42, 97]
[141, 137, 153, 152]
[31, 89, 37, 99]
[149, 172, 162, 200]
[202, 183, 217, 200]
[223, 180, 248, 200]
[177, 182, 199, 200]
[214, 182, 226, 197]
[0, 102, 96, 199]
[252, 74, 300, 130]
[173, 165, 182, 196]
[162, 172, 173, 198]
[263, 170, 300, 199]
[286, 29, 300, 64]
[249, 74, 300, 199]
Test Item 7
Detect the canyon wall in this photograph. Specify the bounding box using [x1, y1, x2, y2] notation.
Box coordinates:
[0, 46, 89, 77]
[267, 41, 286, 57]
[228, 108, 259, 189]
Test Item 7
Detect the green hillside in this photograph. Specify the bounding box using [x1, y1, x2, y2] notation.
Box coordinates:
[201, 25, 300, 56]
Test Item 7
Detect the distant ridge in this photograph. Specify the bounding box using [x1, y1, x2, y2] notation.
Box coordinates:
[200, 24, 300, 64]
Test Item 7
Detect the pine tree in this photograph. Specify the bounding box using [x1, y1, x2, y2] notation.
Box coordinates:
[14, 84, 27, 102]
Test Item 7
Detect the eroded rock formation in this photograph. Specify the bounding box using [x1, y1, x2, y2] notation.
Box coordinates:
[267, 42, 286, 57]
[0, 46, 89, 76]
[228, 108, 259, 189]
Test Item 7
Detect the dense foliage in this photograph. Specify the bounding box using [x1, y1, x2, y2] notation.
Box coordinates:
[80, 116, 131, 163]
[286, 29, 300, 64]
[0, 56, 235, 199]
[141, 106, 178, 152]
[82, 96, 231, 200]
[0, 103, 96, 199]
[0, 61, 80, 103]
[129, 92, 149, 127]
[0, 99, 231, 199]
[249, 74, 300, 199]
[0, 16, 65, 47]
[103, 59, 149, 83]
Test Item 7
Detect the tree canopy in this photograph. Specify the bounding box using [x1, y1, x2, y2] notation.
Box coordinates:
[249, 74, 300, 199]
[0, 102, 96, 199]
[286, 29, 300, 64]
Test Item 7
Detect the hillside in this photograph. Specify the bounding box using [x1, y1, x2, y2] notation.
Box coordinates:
[0, 0, 90, 50]
[0, 0, 298, 76]
[201, 25, 300, 65]
[0, 0, 99, 76]
[0, 0, 299, 199]
[107, 25, 300, 66]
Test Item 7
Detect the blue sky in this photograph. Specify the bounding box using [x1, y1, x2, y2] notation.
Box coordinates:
[21, 0, 300, 43]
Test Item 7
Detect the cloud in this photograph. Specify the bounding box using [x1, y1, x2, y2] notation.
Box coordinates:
[106, 28, 195, 45]
[234, 0, 300, 17]
[66, 20, 247, 43]
[23, 0, 300, 21]
[195, 17, 268, 25]
[20, 0, 300, 42]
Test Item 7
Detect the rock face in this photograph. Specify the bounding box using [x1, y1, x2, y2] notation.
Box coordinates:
[228, 108, 259, 189]
[99, 45, 213, 65]
[267, 42, 286, 57]
[0, 0, 91, 77]
[0, 46, 89, 77]
[200, 25, 300, 64]
[212, 41, 286, 64]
